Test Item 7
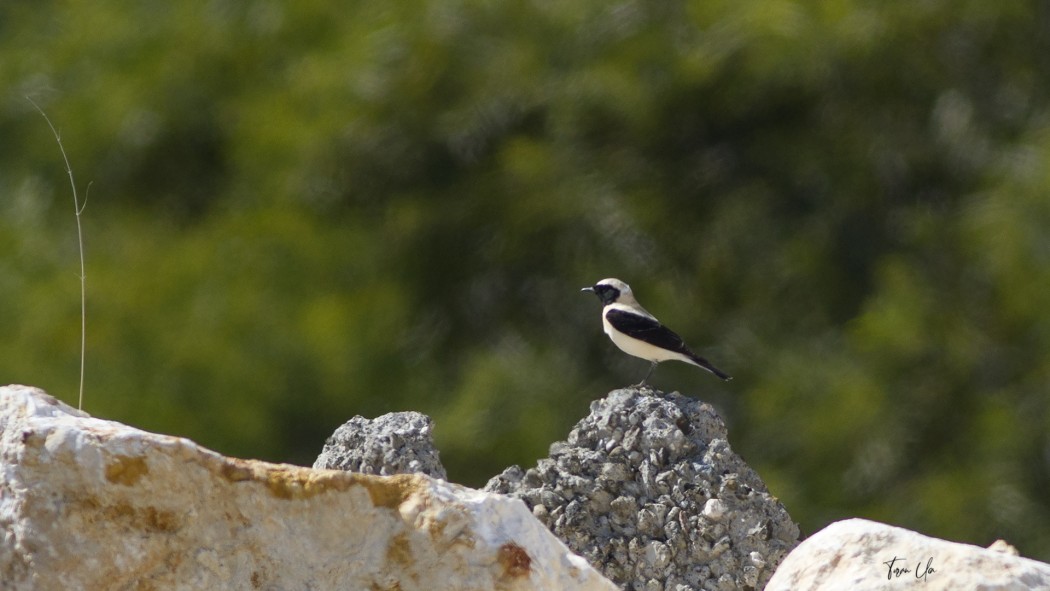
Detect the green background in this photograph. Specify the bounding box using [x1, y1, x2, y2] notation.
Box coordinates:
[3, 0, 1050, 559]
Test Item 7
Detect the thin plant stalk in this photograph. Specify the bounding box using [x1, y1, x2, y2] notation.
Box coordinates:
[28, 98, 87, 411]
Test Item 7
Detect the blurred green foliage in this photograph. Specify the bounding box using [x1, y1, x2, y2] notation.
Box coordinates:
[3, 0, 1050, 559]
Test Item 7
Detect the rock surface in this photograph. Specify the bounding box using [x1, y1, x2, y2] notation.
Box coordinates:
[486, 387, 800, 591]
[314, 411, 447, 479]
[0, 384, 617, 591]
[765, 518, 1050, 591]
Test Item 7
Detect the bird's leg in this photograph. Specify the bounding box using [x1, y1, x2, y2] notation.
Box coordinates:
[631, 361, 658, 388]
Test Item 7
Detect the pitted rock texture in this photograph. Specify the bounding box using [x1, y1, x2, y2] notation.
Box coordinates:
[486, 387, 800, 591]
[313, 411, 447, 479]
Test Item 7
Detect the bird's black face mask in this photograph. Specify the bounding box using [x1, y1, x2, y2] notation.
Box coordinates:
[588, 284, 620, 306]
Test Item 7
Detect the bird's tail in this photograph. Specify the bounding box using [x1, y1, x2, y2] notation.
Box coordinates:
[686, 353, 732, 381]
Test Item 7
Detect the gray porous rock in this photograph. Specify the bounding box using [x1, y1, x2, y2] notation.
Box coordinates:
[313, 412, 447, 480]
[485, 387, 800, 591]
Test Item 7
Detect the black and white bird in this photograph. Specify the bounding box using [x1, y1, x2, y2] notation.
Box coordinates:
[582, 278, 731, 385]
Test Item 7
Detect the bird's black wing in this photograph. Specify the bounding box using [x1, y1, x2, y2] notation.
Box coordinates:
[605, 309, 690, 354]
[606, 308, 733, 380]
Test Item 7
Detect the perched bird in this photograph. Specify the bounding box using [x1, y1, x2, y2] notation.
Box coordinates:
[582, 278, 731, 385]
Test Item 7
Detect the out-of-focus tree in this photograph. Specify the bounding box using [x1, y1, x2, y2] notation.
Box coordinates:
[2, 0, 1049, 558]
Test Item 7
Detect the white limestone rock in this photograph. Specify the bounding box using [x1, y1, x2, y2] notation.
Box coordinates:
[0, 385, 617, 591]
[766, 518, 1050, 591]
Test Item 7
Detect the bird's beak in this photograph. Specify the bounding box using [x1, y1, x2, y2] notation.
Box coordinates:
[581, 286, 595, 293]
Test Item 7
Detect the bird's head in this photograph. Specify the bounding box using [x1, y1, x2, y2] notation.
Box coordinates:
[581, 278, 634, 306]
